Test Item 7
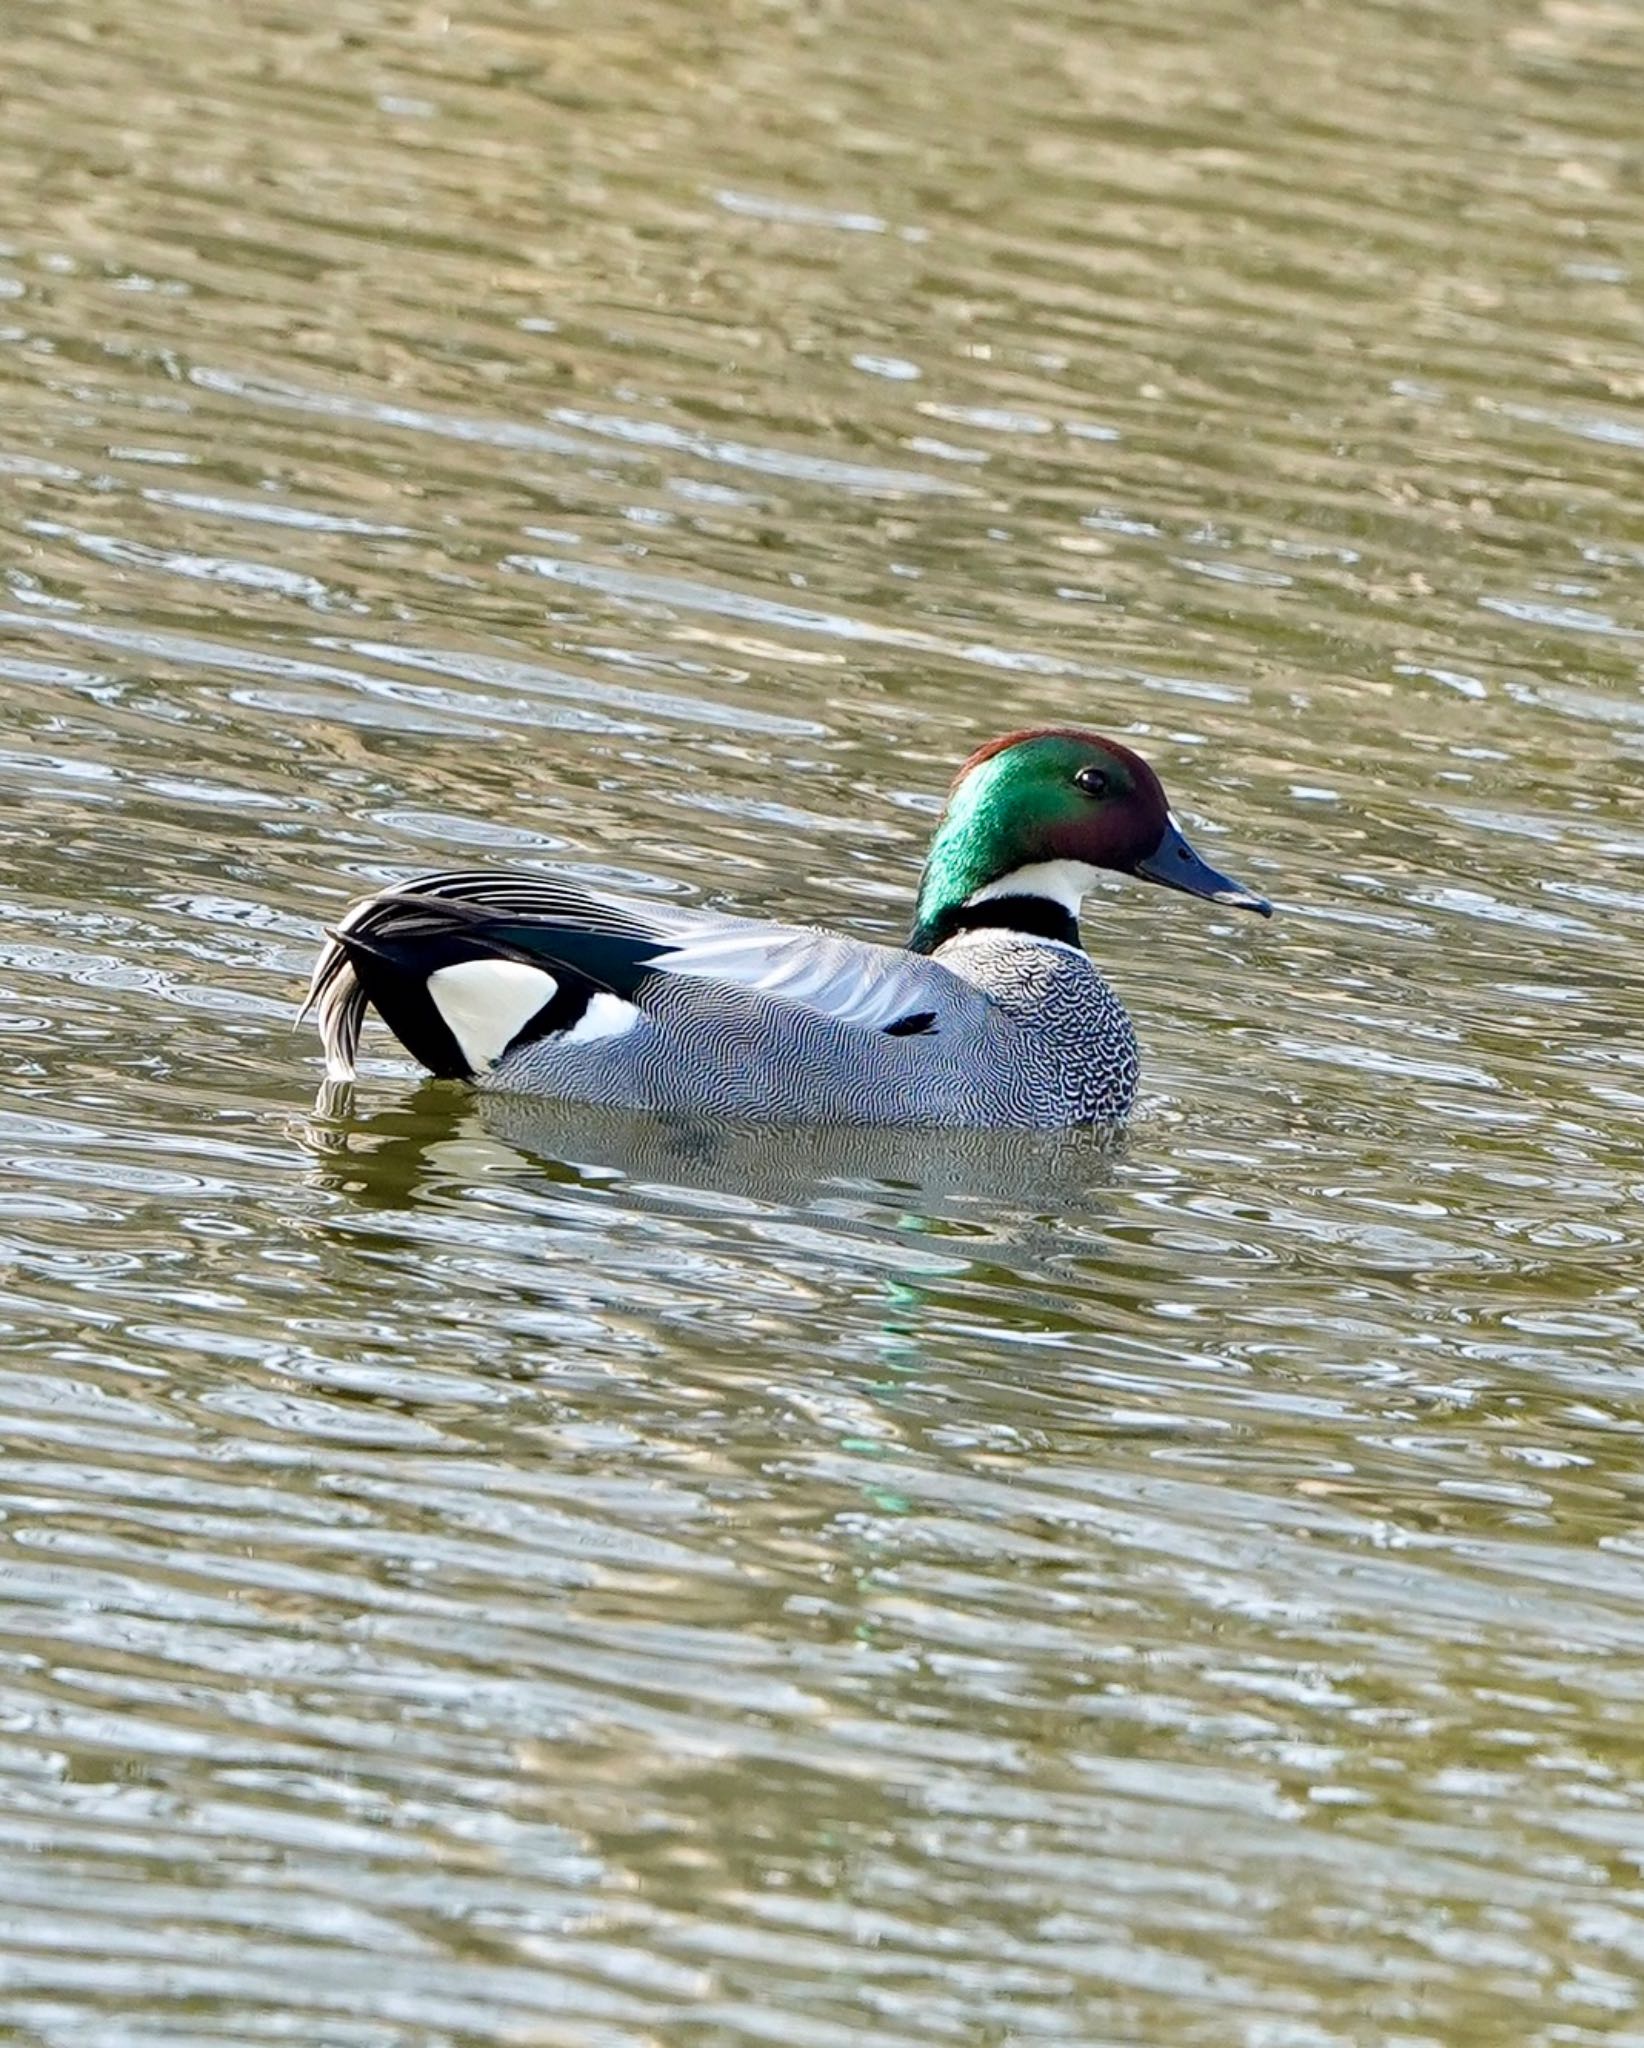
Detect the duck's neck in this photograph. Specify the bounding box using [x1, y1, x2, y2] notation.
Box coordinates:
[909, 858, 1090, 956]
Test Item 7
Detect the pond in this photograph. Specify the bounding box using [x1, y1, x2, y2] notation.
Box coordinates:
[3, 1, 1644, 2042]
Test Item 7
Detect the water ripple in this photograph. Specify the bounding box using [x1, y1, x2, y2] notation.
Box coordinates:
[2, 0, 1644, 2041]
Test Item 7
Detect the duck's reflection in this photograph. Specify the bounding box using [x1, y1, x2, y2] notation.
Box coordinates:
[300, 1078, 1127, 1231]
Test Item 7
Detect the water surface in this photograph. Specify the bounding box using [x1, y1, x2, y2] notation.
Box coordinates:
[4, 1, 1644, 2043]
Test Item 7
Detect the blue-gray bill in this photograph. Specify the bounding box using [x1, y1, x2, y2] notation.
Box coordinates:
[1132, 821, 1273, 917]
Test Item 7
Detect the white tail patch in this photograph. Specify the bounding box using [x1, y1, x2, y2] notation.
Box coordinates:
[428, 960, 558, 1073]
[563, 992, 640, 1045]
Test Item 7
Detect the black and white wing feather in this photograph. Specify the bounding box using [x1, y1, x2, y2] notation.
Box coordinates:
[301, 868, 975, 1083]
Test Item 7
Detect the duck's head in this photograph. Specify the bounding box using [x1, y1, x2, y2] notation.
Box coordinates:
[910, 727, 1272, 954]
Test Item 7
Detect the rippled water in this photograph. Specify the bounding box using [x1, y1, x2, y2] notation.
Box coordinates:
[5, 0, 1644, 2041]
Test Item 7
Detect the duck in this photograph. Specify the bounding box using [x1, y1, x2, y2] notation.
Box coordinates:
[302, 727, 1272, 1128]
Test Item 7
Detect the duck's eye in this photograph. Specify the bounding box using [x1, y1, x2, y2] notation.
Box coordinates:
[1074, 765, 1110, 798]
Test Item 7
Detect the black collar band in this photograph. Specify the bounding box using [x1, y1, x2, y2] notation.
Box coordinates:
[910, 893, 1081, 954]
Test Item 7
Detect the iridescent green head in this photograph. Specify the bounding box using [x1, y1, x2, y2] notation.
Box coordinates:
[910, 728, 1271, 953]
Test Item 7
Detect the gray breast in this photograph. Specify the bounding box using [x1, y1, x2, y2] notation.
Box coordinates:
[930, 930, 1140, 1126]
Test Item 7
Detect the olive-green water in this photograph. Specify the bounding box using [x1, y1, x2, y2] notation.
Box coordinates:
[4, 2, 1644, 2042]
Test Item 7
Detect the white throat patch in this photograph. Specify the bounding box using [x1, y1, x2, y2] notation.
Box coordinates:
[965, 859, 1099, 917]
